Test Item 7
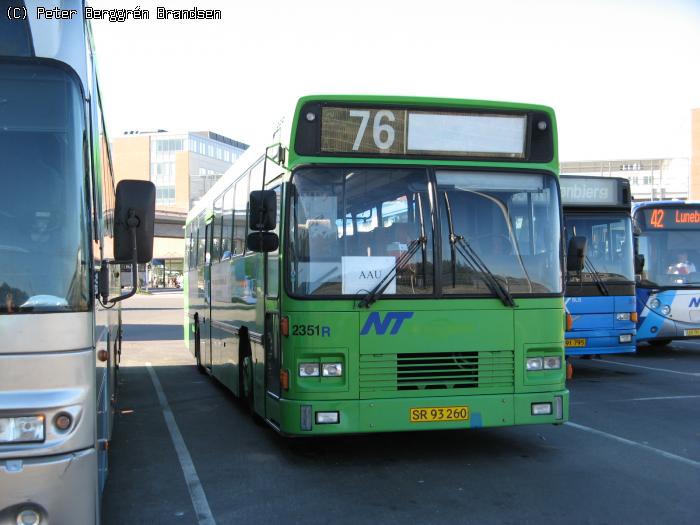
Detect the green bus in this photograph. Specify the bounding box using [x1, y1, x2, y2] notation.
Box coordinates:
[184, 95, 568, 435]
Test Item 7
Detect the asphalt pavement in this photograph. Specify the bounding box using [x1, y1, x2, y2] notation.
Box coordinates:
[102, 291, 700, 525]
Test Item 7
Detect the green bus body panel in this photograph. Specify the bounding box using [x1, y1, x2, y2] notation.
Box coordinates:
[183, 94, 565, 436]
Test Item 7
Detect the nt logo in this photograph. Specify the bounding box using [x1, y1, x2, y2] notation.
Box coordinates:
[360, 312, 414, 336]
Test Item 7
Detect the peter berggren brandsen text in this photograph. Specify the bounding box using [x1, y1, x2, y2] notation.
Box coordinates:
[35, 6, 223, 22]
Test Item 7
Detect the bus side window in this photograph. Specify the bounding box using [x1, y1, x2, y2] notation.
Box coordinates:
[233, 173, 249, 255]
[212, 197, 223, 261]
[197, 221, 206, 267]
[222, 187, 234, 259]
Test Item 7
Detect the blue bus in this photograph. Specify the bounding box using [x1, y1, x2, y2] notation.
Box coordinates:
[633, 201, 700, 345]
[561, 176, 636, 356]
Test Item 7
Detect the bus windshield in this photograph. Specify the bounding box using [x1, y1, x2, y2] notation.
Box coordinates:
[289, 168, 434, 296]
[288, 168, 562, 297]
[565, 213, 634, 283]
[637, 228, 700, 287]
[436, 170, 561, 295]
[0, 62, 90, 314]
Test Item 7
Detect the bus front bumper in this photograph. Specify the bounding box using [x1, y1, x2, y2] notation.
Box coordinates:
[0, 448, 97, 525]
[278, 390, 569, 435]
[565, 330, 636, 356]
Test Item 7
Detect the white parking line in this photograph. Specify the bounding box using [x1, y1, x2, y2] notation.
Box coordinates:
[565, 422, 700, 469]
[571, 394, 700, 405]
[623, 394, 700, 402]
[591, 359, 700, 377]
[146, 362, 216, 525]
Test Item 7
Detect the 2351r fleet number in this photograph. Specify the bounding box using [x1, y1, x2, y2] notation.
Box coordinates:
[291, 324, 331, 337]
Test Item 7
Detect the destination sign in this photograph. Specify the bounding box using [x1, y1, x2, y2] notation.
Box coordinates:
[560, 176, 624, 207]
[641, 207, 700, 230]
[320, 107, 527, 158]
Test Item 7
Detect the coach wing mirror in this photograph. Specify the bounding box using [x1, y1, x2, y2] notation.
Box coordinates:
[98, 180, 156, 305]
[635, 254, 645, 275]
[248, 190, 277, 231]
[247, 231, 279, 253]
[566, 236, 587, 273]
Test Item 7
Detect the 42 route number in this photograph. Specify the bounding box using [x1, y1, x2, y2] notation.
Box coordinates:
[349, 109, 396, 151]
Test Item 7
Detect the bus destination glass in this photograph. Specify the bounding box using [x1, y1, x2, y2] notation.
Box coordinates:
[560, 177, 621, 206]
[641, 206, 700, 230]
[320, 107, 527, 158]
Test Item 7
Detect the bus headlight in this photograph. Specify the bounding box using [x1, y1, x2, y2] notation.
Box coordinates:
[616, 313, 631, 321]
[661, 305, 671, 316]
[543, 356, 562, 370]
[526, 357, 543, 371]
[619, 334, 632, 343]
[298, 363, 320, 377]
[321, 363, 343, 377]
[0, 416, 45, 444]
[649, 298, 660, 310]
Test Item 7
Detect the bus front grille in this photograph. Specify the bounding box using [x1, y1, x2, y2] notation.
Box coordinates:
[359, 350, 514, 396]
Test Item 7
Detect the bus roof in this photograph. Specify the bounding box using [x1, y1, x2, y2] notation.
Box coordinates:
[0, 0, 90, 95]
[186, 143, 267, 223]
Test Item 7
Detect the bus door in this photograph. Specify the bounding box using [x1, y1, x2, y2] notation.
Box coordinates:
[264, 185, 282, 409]
[202, 220, 213, 372]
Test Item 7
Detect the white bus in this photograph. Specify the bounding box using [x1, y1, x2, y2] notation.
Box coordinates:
[0, 2, 155, 523]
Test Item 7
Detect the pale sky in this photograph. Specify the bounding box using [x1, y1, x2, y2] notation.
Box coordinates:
[90, 0, 700, 161]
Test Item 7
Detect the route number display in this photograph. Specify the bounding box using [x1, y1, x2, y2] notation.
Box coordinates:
[321, 106, 526, 158]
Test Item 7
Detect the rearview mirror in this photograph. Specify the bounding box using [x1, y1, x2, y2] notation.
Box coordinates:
[114, 180, 156, 263]
[247, 232, 279, 253]
[248, 190, 277, 231]
[634, 253, 645, 275]
[566, 236, 587, 273]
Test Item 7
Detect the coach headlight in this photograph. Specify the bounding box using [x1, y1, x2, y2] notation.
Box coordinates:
[661, 305, 671, 316]
[0, 415, 45, 444]
[16, 507, 42, 525]
[649, 298, 660, 310]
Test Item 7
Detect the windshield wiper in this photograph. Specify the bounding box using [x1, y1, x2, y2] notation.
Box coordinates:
[452, 235, 516, 307]
[583, 257, 610, 296]
[358, 236, 427, 308]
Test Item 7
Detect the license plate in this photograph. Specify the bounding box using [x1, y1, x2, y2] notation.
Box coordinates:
[684, 329, 700, 336]
[410, 406, 469, 423]
[565, 338, 587, 347]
